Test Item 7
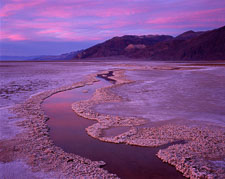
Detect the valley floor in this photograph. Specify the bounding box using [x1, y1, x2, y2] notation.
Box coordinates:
[0, 61, 224, 178]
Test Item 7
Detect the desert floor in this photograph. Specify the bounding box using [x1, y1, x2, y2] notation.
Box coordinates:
[0, 61, 224, 178]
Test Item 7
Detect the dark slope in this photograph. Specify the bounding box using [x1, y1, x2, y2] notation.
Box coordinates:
[76, 35, 173, 58]
[142, 26, 225, 61]
[177, 26, 225, 60]
[175, 30, 204, 40]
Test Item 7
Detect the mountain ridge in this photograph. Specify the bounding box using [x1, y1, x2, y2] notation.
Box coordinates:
[75, 26, 225, 61]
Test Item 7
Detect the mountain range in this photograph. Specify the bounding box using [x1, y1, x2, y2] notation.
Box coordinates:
[75, 25, 225, 61]
[1, 26, 224, 61]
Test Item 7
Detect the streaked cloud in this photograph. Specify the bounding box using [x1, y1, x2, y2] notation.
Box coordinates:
[0, 0, 224, 55]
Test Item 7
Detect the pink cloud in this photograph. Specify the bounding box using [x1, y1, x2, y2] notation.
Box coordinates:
[38, 29, 62, 34]
[147, 8, 225, 25]
[94, 7, 142, 17]
[37, 28, 102, 41]
[0, 31, 27, 41]
[3, 18, 103, 41]
[34, 4, 141, 19]
[37, 6, 74, 18]
[99, 20, 134, 29]
[1, 0, 225, 42]
[12, 19, 70, 29]
[0, 0, 44, 17]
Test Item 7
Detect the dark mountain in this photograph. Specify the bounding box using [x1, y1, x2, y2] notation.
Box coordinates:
[76, 35, 173, 59]
[75, 26, 225, 61]
[175, 30, 204, 40]
[176, 26, 225, 60]
[137, 25, 225, 61]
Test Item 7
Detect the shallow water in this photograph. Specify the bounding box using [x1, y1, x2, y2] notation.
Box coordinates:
[42, 78, 184, 179]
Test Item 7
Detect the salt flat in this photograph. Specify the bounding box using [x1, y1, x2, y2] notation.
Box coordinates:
[0, 61, 224, 178]
[95, 66, 225, 127]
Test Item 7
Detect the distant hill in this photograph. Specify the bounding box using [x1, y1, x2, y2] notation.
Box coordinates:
[75, 26, 225, 61]
[32, 51, 81, 61]
[0, 55, 43, 61]
[0, 50, 81, 61]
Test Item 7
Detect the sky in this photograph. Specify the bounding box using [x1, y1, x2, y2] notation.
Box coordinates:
[0, 0, 225, 56]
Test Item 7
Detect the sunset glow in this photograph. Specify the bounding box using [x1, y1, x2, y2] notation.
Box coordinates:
[1, 0, 225, 55]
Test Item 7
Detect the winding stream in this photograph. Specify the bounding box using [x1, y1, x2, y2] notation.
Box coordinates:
[42, 72, 185, 179]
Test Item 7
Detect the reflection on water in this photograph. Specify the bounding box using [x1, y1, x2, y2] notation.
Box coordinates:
[42, 80, 184, 179]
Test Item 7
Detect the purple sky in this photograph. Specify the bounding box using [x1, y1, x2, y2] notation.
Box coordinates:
[0, 0, 225, 56]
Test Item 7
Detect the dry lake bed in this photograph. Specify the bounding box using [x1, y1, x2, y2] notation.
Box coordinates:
[0, 61, 225, 179]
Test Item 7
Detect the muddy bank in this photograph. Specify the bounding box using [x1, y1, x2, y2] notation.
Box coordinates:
[43, 73, 184, 179]
[1, 73, 118, 178]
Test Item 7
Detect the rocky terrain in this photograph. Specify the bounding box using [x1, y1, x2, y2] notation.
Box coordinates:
[75, 26, 225, 61]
